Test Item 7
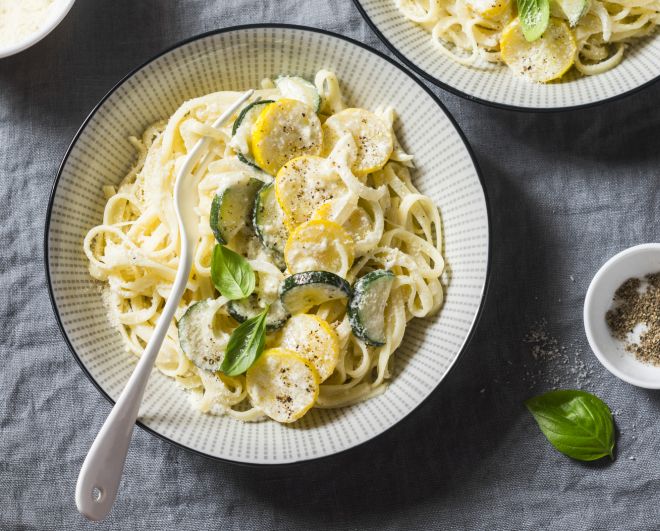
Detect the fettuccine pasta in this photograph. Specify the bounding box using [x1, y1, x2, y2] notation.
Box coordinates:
[84, 71, 444, 423]
[395, 0, 659, 81]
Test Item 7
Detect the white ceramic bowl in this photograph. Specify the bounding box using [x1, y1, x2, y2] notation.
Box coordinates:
[353, 0, 660, 111]
[0, 0, 75, 59]
[45, 25, 490, 464]
[584, 243, 660, 389]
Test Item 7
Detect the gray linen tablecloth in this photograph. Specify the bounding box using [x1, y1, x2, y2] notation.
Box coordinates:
[1, 1, 659, 529]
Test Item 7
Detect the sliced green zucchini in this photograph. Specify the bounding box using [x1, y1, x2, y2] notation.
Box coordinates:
[231, 100, 274, 170]
[253, 183, 288, 257]
[210, 177, 262, 244]
[268, 248, 287, 272]
[275, 76, 321, 112]
[236, 152, 260, 170]
[178, 298, 227, 372]
[280, 271, 351, 315]
[232, 100, 274, 136]
[228, 293, 290, 332]
[255, 245, 286, 272]
[231, 228, 286, 271]
[348, 270, 395, 346]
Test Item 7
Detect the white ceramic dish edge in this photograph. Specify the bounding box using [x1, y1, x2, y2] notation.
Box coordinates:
[353, 0, 660, 111]
[584, 243, 660, 389]
[0, 0, 76, 59]
[45, 24, 491, 465]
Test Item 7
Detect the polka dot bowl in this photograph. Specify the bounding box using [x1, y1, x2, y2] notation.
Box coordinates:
[45, 25, 490, 464]
[353, 0, 660, 111]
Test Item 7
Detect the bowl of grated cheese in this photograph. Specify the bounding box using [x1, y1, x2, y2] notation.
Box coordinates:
[0, 0, 75, 59]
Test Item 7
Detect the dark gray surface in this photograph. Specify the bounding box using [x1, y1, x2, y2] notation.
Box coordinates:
[1, 1, 659, 529]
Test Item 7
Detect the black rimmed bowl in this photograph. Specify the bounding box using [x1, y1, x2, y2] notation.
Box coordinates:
[353, 0, 660, 111]
[45, 24, 490, 464]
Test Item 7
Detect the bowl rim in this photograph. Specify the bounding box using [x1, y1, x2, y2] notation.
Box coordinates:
[351, 0, 660, 113]
[44, 23, 493, 466]
[583, 243, 660, 389]
[0, 0, 76, 59]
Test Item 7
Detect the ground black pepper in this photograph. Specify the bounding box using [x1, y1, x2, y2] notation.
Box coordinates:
[605, 272, 660, 365]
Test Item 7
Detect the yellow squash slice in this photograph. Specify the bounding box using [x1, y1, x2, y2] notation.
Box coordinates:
[322, 108, 393, 177]
[466, 0, 511, 18]
[500, 18, 577, 83]
[312, 200, 373, 244]
[246, 348, 319, 423]
[275, 155, 347, 228]
[284, 219, 355, 277]
[278, 314, 340, 382]
[251, 98, 322, 175]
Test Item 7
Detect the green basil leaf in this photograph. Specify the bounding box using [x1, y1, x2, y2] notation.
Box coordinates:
[221, 306, 268, 376]
[517, 0, 550, 41]
[525, 390, 615, 461]
[211, 244, 255, 300]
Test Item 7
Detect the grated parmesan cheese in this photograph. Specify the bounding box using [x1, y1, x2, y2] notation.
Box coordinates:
[0, 0, 64, 48]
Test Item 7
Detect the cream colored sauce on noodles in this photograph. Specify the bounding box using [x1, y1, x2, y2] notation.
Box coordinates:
[395, 0, 659, 78]
[84, 71, 445, 422]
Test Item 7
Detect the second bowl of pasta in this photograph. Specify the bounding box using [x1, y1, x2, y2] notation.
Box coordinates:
[354, 0, 660, 110]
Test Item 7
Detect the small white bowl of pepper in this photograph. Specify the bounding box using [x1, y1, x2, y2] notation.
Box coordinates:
[584, 243, 660, 389]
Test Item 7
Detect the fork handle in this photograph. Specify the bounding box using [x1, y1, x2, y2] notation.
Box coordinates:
[75, 252, 190, 521]
[75, 89, 253, 521]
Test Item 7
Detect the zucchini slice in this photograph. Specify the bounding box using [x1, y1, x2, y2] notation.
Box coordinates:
[252, 182, 289, 258]
[275, 76, 321, 112]
[232, 229, 286, 272]
[280, 271, 351, 315]
[237, 152, 259, 170]
[178, 298, 228, 372]
[231, 100, 274, 170]
[210, 177, 262, 244]
[348, 270, 395, 346]
[227, 293, 290, 332]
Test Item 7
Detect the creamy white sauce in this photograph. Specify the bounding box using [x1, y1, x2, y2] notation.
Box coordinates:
[258, 270, 281, 300]
[228, 114, 252, 155]
[287, 237, 331, 272]
[259, 221, 280, 238]
[0, 0, 64, 48]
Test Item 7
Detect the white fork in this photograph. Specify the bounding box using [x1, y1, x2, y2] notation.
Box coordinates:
[75, 89, 254, 521]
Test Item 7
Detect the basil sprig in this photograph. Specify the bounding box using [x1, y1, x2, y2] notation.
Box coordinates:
[525, 390, 615, 461]
[517, 0, 549, 41]
[211, 244, 255, 300]
[221, 306, 269, 376]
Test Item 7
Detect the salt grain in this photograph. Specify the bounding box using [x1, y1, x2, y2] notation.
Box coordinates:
[522, 319, 594, 389]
